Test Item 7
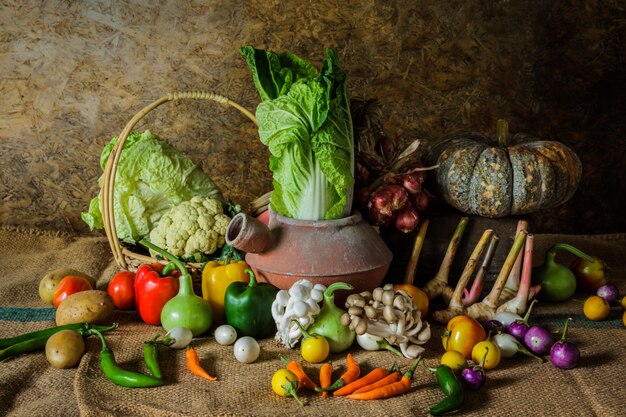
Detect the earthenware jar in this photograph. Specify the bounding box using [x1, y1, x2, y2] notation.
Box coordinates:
[225, 210, 392, 293]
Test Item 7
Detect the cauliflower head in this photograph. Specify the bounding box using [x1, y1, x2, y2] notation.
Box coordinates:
[149, 196, 231, 258]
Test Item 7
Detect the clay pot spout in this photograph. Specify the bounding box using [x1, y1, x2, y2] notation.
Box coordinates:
[225, 213, 273, 254]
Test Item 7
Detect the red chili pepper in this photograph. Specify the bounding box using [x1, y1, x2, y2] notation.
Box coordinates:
[134, 263, 180, 326]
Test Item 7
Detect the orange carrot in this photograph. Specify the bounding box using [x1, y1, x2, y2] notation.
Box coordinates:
[319, 362, 333, 398]
[333, 367, 390, 396]
[352, 371, 402, 394]
[316, 353, 360, 392]
[280, 354, 317, 391]
[346, 357, 421, 400]
[186, 346, 217, 381]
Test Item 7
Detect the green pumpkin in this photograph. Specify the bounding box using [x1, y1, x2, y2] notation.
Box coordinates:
[425, 120, 582, 217]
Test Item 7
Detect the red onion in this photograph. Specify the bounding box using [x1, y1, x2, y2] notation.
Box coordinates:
[378, 135, 398, 162]
[412, 191, 429, 212]
[355, 162, 370, 185]
[368, 187, 395, 217]
[399, 173, 422, 194]
[395, 204, 420, 233]
[383, 184, 409, 211]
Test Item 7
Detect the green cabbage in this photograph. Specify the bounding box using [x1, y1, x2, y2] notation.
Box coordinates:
[240, 46, 354, 220]
[81, 130, 222, 244]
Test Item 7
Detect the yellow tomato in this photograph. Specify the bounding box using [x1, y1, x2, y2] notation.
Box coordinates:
[583, 295, 610, 321]
[440, 350, 467, 373]
[394, 284, 429, 318]
[621, 296, 626, 310]
[301, 334, 330, 364]
[271, 369, 298, 397]
[471, 340, 501, 370]
[623, 310, 626, 327]
[441, 316, 486, 359]
[445, 315, 477, 331]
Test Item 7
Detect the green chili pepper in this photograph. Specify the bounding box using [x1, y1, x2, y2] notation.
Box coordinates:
[428, 365, 464, 416]
[0, 322, 116, 349]
[142, 342, 162, 379]
[142, 334, 175, 379]
[90, 329, 163, 388]
[0, 323, 118, 361]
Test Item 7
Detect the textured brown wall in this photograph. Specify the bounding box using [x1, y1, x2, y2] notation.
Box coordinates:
[1, 0, 625, 235]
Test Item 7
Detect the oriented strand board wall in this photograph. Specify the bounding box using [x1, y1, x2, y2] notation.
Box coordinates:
[1, 0, 625, 234]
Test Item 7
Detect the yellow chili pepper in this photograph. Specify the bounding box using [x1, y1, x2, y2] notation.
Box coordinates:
[201, 258, 249, 324]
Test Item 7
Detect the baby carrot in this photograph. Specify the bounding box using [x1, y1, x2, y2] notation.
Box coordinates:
[316, 353, 360, 392]
[186, 346, 217, 381]
[346, 357, 421, 400]
[352, 371, 402, 394]
[280, 354, 317, 391]
[319, 362, 333, 398]
[333, 367, 389, 396]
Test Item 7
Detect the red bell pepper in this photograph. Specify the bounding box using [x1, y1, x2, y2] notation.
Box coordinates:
[134, 263, 180, 326]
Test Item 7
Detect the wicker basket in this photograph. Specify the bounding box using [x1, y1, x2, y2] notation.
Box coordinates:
[100, 91, 257, 276]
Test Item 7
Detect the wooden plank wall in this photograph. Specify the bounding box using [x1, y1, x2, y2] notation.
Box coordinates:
[1, 0, 625, 235]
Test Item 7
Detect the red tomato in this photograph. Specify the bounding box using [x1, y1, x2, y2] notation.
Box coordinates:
[441, 315, 487, 359]
[570, 257, 608, 293]
[52, 275, 93, 308]
[108, 271, 136, 310]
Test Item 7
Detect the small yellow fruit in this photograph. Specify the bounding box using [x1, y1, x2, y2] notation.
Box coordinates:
[583, 295, 610, 321]
[471, 340, 501, 370]
[622, 311, 626, 327]
[621, 296, 626, 310]
[440, 350, 467, 373]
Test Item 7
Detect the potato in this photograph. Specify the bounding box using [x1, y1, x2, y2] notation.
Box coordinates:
[55, 290, 114, 325]
[39, 268, 96, 305]
[45, 329, 85, 368]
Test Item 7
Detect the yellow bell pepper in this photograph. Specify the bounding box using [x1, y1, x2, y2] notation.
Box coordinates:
[201, 259, 249, 324]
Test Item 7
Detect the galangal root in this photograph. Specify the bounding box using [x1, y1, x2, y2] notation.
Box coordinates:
[432, 219, 540, 324]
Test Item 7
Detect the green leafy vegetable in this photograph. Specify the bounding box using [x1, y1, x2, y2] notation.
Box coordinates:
[81, 130, 222, 244]
[240, 46, 354, 220]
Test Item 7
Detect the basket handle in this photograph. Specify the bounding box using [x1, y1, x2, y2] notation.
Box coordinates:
[101, 91, 258, 270]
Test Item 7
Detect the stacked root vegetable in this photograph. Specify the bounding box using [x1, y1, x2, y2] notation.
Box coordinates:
[352, 99, 436, 233]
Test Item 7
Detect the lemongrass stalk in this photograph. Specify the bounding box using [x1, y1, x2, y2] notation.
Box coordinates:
[465, 230, 527, 322]
[463, 233, 499, 306]
[433, 229, 494, 324]
[499, 220, 529, 304]
[497, 234, 534, 314]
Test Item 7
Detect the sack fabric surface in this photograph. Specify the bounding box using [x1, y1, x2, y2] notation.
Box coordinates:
[1, 226, 625, 417]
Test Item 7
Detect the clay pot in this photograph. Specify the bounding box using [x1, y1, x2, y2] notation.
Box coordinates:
[226, 210, 392, 294]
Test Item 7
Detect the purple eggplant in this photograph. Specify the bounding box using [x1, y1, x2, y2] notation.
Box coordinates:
[524, 325, 553, 355]
[507, 299, 538, 342]
[461, 347, 489, 390]
[483, 319, 504, 333]
[550, 318, 580, 369]
[596, 284, 620, 304]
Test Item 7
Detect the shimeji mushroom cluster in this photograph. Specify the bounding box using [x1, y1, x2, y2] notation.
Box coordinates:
[341, 284, 431, 358]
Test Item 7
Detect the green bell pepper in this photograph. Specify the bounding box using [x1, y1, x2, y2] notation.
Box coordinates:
[224, 268, 279, 339]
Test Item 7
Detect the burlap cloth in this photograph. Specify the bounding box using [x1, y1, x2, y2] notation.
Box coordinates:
[1, 226, 625, 417]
